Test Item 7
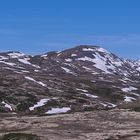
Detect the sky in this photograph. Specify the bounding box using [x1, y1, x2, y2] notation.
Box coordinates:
[0, 0, 140, 59]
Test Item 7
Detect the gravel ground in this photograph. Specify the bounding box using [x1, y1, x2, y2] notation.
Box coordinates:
[0, 109, 140, 140]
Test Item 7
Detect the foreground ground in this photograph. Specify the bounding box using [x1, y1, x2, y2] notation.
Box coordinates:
[0, 109, 140, 140]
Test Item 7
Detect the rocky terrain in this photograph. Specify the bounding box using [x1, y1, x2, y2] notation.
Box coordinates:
[1, 45, 140, 139]
[0, 110, 140, 140]
[0, 45, 140, 114]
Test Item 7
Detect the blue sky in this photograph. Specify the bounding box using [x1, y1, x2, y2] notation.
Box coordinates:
[0, 0, 140, 59]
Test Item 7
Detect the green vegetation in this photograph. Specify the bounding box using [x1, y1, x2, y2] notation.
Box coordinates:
[0, 133, 40, 140]
[131, 107, 140, 112]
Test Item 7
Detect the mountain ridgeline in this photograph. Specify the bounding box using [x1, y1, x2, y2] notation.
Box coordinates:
[0, 45, 140, 115]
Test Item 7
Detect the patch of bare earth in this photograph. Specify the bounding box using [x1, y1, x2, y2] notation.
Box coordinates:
[0, 109, 140, 140]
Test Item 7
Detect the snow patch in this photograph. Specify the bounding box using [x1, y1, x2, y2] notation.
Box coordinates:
[82, 66, 92, 71]
[46, 107, 71, 114]
[57, 51, 62, 56]
[97, 48, 109, 53]
[61, 67, 71, 73]
[130, 93, 140, 97]
[29, 99, 50, 111]
[106, 102, 117, 108]
[71, 54, 77, 57]
[76, 88, 88, 93]
[0, 61, 16, 66]
[93, 53, 115, 74]
[8, 52, 25, 58]
[124, 96, 136, 102]
[81, 93, 98, 98]
[121, 86, 138, 92]
[77, 54, 114, 74]
[2, 101, 12, 111]
[21, 70, 30, 73]
[0, 56, 8, 60]
[65, 58, 72, 62]
[82, 48, 95, 51]
[100, 103, 108, 107]
[18, 58, 31, 65]
[61, 67, 76, 75]
[41, 54, 48, 57]
[34, 69, 39, 72]
[100, 102, 117, 108]
[25, 76, 46, 87]
[18, 58, 40, 68]
[82, 47, 109, 54]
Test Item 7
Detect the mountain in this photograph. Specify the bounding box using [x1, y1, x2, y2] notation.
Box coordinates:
[0, 45, 140, 115]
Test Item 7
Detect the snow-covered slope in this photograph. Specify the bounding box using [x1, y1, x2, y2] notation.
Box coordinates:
[0, 45, 140, 115]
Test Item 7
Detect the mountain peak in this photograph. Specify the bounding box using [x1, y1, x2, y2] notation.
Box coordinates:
[68, 45, 110, 54]
[75, 45, 100, 49]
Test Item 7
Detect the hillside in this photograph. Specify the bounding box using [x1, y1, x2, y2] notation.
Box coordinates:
[0, 45, 140, 115]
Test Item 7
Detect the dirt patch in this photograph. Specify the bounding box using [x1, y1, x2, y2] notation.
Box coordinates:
[0, 109, 140, 140]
